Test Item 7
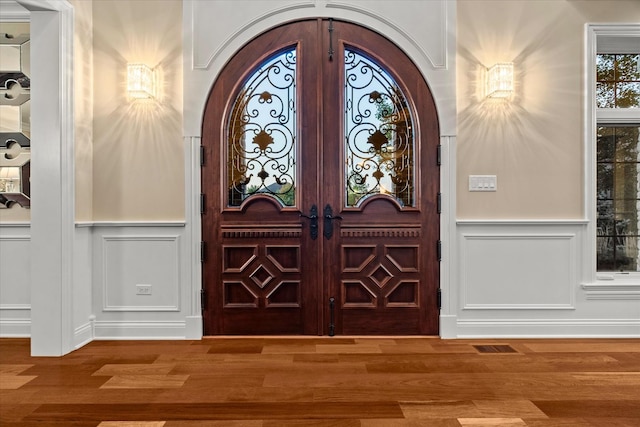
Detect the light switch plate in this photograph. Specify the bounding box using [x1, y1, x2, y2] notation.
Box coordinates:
[469, 175, 497, 192]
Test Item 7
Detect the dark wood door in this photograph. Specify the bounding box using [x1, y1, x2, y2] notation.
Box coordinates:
[202, 20, 439, 335]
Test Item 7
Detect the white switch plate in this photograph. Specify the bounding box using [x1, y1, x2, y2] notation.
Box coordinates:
[136, 284, 152, 295]
[469, 175, 497, 192]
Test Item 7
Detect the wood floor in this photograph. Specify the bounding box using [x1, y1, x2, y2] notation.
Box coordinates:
[1, 337, 639, 426]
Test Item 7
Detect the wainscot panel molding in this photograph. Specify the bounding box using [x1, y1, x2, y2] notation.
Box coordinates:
[78, 221, 186, 228]
[460, 233, 577, 310]
[454, 221, 640, 338]
[73, 227, 94, 347]
[91, 223, 194, 340]
[456, 219, 590, 226]
[0, 230, 30, 337]
[100, 235, 181, 312]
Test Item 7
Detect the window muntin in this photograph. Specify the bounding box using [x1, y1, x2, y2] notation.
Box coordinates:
[596, 126, 640, 271]
[344, 49, 415, 208]
[596, 54, 640, 108]
[227, 49, 297, 207]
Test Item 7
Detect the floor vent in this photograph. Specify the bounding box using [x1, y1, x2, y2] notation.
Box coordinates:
[473, 345, 518, 354]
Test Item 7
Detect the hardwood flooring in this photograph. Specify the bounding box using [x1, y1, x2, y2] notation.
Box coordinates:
[1, 337, 639, 426]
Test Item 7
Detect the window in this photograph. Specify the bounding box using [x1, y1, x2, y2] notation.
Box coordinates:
[587, 26, 640, 277]
[596, 125, 640, 271]
[227, 49, 297, 207]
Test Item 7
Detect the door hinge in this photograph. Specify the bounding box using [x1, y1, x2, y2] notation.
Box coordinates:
[437, 192, 442, 214]
[200, 289, 207, 312]
[436, 240, 442, 261]
[328, 18, 335, 61]
[437, 288, 442, 310]
[200, 193, 206, 214]
[200, 145, 205, 166]
[437, 144, 442, 166]
[200, 241, 207, 262]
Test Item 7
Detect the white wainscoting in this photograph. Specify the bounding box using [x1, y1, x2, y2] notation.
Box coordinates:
[454, 221, 640, 338]
[91, 223, 193, 339]
[460, 233, 576, 310]
[0, 224, 31, 337]
[101, 235, 181, 312]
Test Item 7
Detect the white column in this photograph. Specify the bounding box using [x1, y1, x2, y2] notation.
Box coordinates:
[24, 0, 76, 356]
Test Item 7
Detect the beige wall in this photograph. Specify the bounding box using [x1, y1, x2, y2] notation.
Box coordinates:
[456, 0, 640, 219]
[74, 0, 94, 222]
[92, 0, 183, 221]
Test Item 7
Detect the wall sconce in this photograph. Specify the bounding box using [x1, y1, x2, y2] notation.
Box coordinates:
[486, 62, 514, 99]
[127, 63, 156, 100]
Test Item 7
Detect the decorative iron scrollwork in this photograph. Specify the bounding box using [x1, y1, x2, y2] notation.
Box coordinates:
[344, 49, 414, 208]
[227, 49, 297, 207]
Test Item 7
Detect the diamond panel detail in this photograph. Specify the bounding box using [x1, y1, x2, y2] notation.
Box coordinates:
[250, 265, 274, 288]
[369, 264, 393, 289]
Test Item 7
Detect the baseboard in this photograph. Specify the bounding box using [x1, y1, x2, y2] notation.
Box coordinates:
[439, 314, 458, 339]
[455, 318, 640, 338]
[185, 315, 203, 339]
[0, 318, 30, 337]
[73, 321, 93, 349]
[93, 320, 187, 340]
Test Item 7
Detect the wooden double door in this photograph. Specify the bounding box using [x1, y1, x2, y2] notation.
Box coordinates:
[202, 20, 440, 335]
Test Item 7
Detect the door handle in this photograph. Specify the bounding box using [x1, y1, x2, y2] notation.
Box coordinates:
[323, 204, 342, 239]
[300, 204, 318, 240]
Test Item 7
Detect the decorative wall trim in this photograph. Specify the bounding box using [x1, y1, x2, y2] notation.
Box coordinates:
[460, 233, 577, 310]
[0, 234, 30, 241]
[456, 318, 640, 338]
[101, 235, 181, 312]
[326, 0, 447, 69]
[0, 1, 29, 21]
[582, 283, 640, 300]
[0, 304, 30, 310]
[0, 234, 30, 337]
[78, 221, 186, 228]
[457, 219, 589, 226]
[192, 0, 315, 69]
[0, 222, 31, 228]
[93, 320, 187, 340]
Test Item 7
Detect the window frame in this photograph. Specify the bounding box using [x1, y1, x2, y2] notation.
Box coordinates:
[585, 24, 640, 282]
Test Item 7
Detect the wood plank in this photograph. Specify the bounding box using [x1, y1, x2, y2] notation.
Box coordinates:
[1, 338, 639, 425]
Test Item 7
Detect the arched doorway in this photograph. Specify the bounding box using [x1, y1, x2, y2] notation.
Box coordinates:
[202, 19, 440, 335]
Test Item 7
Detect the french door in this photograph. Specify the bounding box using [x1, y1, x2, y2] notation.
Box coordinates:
[202, 20, 440, 335]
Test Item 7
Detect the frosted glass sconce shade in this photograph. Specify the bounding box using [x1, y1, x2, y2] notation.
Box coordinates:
[486, 63, 514, 98]
[127, 63, 156, 99]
